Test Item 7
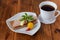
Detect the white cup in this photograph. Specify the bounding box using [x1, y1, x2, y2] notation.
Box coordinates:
[39, 1, 60, 24]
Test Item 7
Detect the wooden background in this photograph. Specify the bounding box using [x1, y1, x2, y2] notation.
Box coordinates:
[0, 0, 60, 40]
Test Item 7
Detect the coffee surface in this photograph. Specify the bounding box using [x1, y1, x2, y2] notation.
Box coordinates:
[41, 5, 55, 11]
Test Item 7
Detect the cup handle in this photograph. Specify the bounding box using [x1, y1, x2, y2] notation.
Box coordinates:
[55, 10, 60, 18]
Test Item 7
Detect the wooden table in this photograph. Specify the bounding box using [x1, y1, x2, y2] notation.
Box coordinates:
[0, 0, 60, 40]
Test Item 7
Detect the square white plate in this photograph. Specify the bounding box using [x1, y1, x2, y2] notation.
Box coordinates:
[6, 12, 41, 36]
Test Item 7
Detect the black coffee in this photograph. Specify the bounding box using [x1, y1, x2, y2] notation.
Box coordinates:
[41, 5, 55, 11]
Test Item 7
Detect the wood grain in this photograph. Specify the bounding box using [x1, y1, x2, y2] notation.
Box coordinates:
[50, 0, 60, 40]
[0, 0, 60, 40]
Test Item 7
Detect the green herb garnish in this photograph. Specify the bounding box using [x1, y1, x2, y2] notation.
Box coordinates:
[20, 13, 34, 22]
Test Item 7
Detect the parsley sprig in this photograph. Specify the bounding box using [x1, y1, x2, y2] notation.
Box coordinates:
[20, 13, 34, 22]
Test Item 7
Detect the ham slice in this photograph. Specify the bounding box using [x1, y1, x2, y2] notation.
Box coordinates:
[10, 20, 27, 29]
[10, 20, 21, 29]
[12, 20, 20, 28]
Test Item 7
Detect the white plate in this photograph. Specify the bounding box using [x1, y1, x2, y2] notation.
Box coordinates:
[6, 12, 41, 36]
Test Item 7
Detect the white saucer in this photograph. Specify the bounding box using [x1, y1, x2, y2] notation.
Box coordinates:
[6, 12, 41, 36]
